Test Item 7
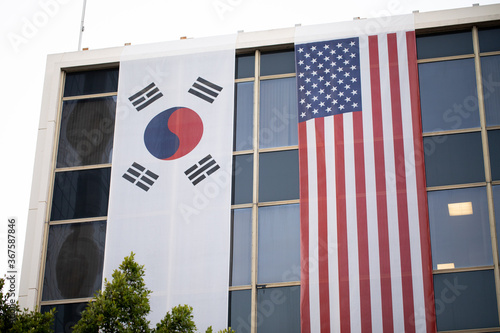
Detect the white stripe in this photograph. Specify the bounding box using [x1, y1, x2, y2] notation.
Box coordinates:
[378, 33, 405, 332]
[397, 31, 427, 333]
[343, 113, 361, 333]
[307, 119, 321, 332]
[359, 34, 384, 332]
[325, 115, 341, 333]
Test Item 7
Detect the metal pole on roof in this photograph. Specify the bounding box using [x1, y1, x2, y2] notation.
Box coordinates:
[78, 0, 87, 50]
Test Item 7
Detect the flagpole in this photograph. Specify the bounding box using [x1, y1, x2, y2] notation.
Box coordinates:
[78, 0, 87, 51]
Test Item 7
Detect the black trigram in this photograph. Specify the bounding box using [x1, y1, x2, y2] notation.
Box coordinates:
[188, 77, 223, 103]
[129, 82, 163, 111]
[122, 162, 159, 191]
[184, 154, 220, 186]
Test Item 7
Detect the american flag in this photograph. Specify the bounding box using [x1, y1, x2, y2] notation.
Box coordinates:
[296, 28, 437, 333]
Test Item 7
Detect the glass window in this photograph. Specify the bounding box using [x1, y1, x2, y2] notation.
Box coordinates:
[423, 132, 484, 187]
[259, 78, 298, 148]
[260, 50, 296, 76]
[479, 27, 500, 53]
[42, 221, 106, 301]
[236, 54, 255, 79]
[229, 289, 251, 333]
[232, 154, 253, 205]
[492, 185, 500, 254]
[434, 270, 499, 331]
[51, 168, 111, 221]
[64, 68, 119, 97]
[256, 286, 300, 333]
[428, 187, 492, 270]
[489, 130, 500, 181]
[41, 302, 87, 333]
[230, 208, 252, 286]
[258, 204, 300, 284]
[234, 82, 254, 151]
[416, 31, 473, 59]
[57, 97, 116, 168]
[259, 150, 299, 202]
[418, 59, 479, 132]
[481, 55, 500, 126]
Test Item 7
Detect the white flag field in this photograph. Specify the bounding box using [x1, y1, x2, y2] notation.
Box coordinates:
[104, 35, 236, 331]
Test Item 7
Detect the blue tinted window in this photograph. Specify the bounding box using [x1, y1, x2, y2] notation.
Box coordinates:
[258, 204, 300, 284]
[479, 27, 500, 53]
[259, 150, 299, 202]
[416, 31, 473, 59]
[434, 270, 499, 331]
[234, 82, 254, 151]
[51, 168, 111, 221]
[261, 50, 296, 76]
[41, 302, 87, 333]
[231, 208, 252, 286]
[428, 187, 492, 270]
[42, 221, 106, 301]
[419, 59, 479, 132]
[259, 78, 298, 148]
[64, 68, 118, 97]
[423, 132, 484, 187]
[489, 130, 500, 181]
[236, 54, 255, 79]
[229, 290, 251, 333]
[257, 286, 300, 333]
[232, 154, 253, 205]
[481, 55, 500, 126]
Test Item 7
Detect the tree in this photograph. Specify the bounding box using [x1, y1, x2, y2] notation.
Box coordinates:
[73, 252, 152, 332]
[0, 278, 54, 333]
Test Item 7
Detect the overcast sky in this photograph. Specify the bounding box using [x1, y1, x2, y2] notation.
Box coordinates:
[1, 0, 498, 294]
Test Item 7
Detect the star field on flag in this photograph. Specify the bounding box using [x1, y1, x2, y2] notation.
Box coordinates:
[296, 37, 362, 122]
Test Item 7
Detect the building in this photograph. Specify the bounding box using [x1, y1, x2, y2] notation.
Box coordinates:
[19, 4, 500, 332]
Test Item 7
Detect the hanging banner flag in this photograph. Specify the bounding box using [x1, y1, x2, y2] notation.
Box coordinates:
[295, 15, 436, 333]
[104, 35, 236, 331]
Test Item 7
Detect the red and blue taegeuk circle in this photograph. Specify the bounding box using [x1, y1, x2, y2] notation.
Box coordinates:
[144, 107, 203, 160]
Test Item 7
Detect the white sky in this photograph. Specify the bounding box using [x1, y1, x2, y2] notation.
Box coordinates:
[0, 0, 498, 295]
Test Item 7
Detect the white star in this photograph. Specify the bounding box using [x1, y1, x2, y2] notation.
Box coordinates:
[306, 103, 312, 109]
[299, 73, 304, 78]
[337, 55, 343, 60]
[326, 107, 332, 112]
[318, 76, 324, 82]
[311, 46, 317, 51]
[319, 101, 325, 107]
[339, 105, 345, 110]
[298, 60, 304, 65]
[306, 90, 311, 96]
[345, 97, 351, 102]
[331, 74, 337, 79]
[343, 48, 349, 53]
[305, 78, 311, 83]
[337, 67, 343, 72]
[324, 44, 330, 49]
[351, 90, 358, 95]
[338, 91, 344, 97]
[318, 63, 324, 69]
[326, 94, 331, 99]
[299, 85, 305, 91]
[305, 53, 310, 58]
[344, 60, 350, 65]
[331, 62, 336, 67]
[312, 96, 318, 101]
[345, 84, 350, 90]
[312, 83, 318, 88]
[300, 98, 305, 104]
[313, 109, 319, 114]
[311, 58, 317, 64]
[350, 53, 356, 58]
[350, 41, 356, 47]
[305, 65, 311, 70]
[324, 56, 330, 62]
[344, 72, 350, 77]
[330, 50, 336, 55]
[352, 102, 358, 108]
[336, 42, 342, 48]
[312, 71, 317, 76]
[318, 51, 323, 56]
[332, 86, 338, 92]
[325, 81, 331, 87]
[351, 65, 357, 70]
[300, 112, 306, 117]
[319, 89, 324, 94]
[333, 99, 338, 105]
[351, 77, 357, 83]
[298, 48, 304, 53]
[325, 68, 331, 74]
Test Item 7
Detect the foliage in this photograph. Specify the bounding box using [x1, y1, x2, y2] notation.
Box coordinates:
[73, 252, 152, 333]
[73, 253, 235, 333]
[0, 278, 54, 333]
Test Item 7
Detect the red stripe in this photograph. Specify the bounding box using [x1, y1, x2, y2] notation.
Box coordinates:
[298, 121, 311, 333]
[406, 30, 437, 333]
[353, 111, 372, 332]
[335, 114, 350, 333]
[387, 33, 415, 332]
[315, 118, 331, 332]
[369, 34, 394, 333]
